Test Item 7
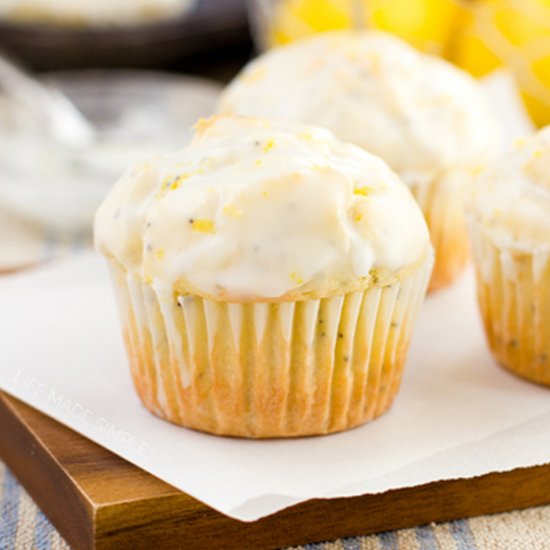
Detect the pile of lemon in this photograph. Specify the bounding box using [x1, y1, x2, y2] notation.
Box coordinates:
[268, 0, 550, 126]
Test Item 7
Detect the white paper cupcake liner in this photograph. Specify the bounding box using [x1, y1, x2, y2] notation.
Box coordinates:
[412, 172, 469, 291]
[108, 256, 432, 437]
[470, 222, 550, 386]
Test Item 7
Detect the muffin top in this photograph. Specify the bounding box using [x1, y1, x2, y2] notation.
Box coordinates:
[219, 31, 500, 188]
[95, 116, 431, 301]
[470, 127, 550, 253]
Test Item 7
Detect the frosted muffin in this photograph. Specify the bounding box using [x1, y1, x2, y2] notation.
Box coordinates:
[469, 127, 550, 387]
[95, 115, 433, 438]
[218, 30, 500, 292]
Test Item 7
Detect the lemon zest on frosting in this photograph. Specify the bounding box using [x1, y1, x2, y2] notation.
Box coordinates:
[223, 204, 243, 219]
[194, 118, 215, 134]
[354, 186, 373, 196]
[170, 173, 191, 190]
[263, 138, 276, 153]
[190, 219, 216, 234]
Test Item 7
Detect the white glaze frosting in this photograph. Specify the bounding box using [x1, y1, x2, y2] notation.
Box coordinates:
[219, 30, 500, 188]
[0, 0, 193, 25]
[470, 126, 550, 255]
[95, 116, 431, 301]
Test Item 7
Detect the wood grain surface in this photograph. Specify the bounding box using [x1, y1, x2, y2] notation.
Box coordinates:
[2, 391, 550, 550]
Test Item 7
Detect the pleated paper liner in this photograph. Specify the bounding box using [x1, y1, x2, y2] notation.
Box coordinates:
[470, 224, 550, 387]
[108, 256, 432, 438]
[413, 171, 470, 293]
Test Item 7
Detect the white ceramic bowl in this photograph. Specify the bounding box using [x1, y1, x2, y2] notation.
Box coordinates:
[0, 70, 221, 234]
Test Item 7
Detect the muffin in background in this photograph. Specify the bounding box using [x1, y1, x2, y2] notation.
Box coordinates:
[468, 127, 550, 386]
[95, 115, 433, 438]
[218, 30, 501, 292]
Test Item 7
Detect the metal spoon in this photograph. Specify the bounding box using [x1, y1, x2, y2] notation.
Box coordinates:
[0, 50, 95, 146]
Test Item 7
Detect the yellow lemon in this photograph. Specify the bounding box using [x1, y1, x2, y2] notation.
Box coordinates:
[270, 0, 461, 53]
[367, 0, 461, 55]
[455, 0, 550, 126]
[270, 0, 353, 46]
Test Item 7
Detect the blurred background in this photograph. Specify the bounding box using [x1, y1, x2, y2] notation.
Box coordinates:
[0, 0, 549, 270]
[252, 0, 550, 127]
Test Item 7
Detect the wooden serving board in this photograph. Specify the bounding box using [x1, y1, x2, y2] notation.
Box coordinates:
[3, 391, 550, 550]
